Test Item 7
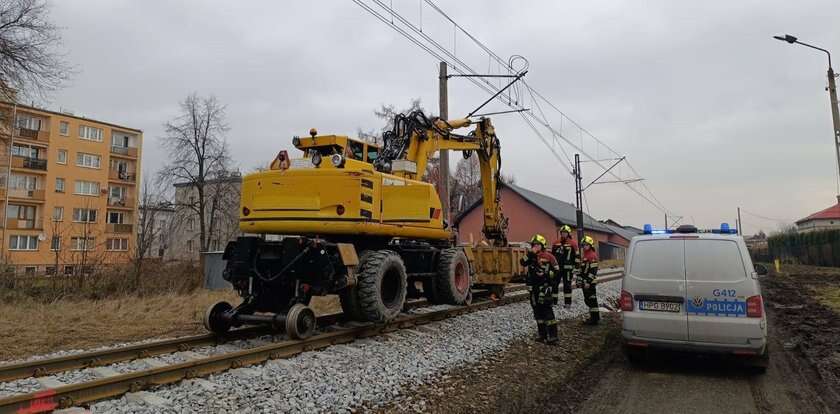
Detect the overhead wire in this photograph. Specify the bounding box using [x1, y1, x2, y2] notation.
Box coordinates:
[352, 0, 673, 216]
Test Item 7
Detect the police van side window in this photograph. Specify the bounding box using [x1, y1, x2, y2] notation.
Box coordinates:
[684, 240, 746, 282]
[629, 240, 685, 279]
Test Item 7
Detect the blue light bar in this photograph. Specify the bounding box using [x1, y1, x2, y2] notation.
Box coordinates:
[643, 224, 673, 234]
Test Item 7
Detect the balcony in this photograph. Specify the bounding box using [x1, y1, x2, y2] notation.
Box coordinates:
[109, 168, 136, 183]
[15, 128, 49, 143]
[7, 218, 42, 230]
[107, 196, 135, 209]
[110, 146, 138, 158]
[11, 156, 47, 171]
[8, 188, 45, 201]
[106, 223, 133, 234]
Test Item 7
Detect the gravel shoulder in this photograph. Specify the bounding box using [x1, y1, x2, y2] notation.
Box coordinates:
[370, 315, 620, 414]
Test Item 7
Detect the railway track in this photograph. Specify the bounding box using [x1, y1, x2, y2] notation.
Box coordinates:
[0, 269, 622, 413]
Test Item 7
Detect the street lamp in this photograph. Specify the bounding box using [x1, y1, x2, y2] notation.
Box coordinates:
[774, 34, 840, 201]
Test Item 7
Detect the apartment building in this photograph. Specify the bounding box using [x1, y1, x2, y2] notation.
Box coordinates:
[170, 174, 241, 261]
[0, 103, 142, 275]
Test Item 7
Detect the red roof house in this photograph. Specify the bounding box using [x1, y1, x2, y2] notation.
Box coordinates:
[796, 201, 840, 233]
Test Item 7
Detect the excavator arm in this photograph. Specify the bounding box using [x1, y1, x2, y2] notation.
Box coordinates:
[376, 111, 508, 246]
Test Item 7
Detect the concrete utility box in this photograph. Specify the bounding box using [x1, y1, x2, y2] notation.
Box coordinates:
[202, 251, 232, 290]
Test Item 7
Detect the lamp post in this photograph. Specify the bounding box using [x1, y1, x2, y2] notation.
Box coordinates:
[774, 34, 840, 201]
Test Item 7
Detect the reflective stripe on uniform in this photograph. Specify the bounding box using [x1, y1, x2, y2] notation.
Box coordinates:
[564, 293, 573, 298]
[536, 319, 544, 323]
[545, 319, 557, 325]
[590, 307, 599, 312]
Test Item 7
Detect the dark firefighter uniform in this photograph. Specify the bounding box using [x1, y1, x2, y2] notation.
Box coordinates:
[521, 234, 560, 344]
[577, 235, 600, 325]
[551, 225, 579, 308]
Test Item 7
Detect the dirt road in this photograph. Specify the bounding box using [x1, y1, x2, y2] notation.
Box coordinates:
[579, 267, 840, 414]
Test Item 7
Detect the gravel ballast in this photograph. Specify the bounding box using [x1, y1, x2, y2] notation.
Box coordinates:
[87, 280, 621, 413]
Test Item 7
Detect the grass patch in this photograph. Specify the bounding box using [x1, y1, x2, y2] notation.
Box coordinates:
[816, 286, 840, 313]
[0, 289, 344, 362]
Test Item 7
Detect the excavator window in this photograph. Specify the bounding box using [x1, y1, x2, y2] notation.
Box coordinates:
[366, 144, 380, 163]
[347, 140, 364, 161]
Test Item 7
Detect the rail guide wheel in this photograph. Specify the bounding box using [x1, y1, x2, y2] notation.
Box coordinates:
[204, 301, 233, 335]
[286, 303, 316, 340]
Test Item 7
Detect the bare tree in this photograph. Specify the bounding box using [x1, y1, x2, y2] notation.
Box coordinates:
[358, 98, 424, 145]
[0, 0, 71, 101]
[452, 155, 481, 215]
[159, 93, 231, 258]
[134, 175, 180, 287]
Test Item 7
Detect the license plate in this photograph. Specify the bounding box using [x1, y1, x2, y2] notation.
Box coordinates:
[639, 301, 681, 312]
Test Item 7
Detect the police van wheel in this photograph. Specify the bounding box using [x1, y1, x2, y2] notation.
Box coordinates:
[750, 348, 769, 374]
[623, 344, 647, 365]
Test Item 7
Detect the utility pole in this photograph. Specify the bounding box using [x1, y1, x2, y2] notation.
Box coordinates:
[828, 65, 840, 202]
[773, 35, 840, 200]
[574, 154, 584, 245]
[737, 207, 743, 235]
[438, 62, 450, 223]
[664, 213, 668, 230]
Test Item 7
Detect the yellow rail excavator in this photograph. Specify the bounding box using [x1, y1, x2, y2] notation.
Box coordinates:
[204, 111, 525, 339]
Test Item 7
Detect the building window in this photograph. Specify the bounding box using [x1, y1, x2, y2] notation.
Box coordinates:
[50, 236, 60, 251]
[187, 239, 193, 252]
[112, 132, 133, 148]
[24, 266, 36, 275]
[46, 266, 56, 275]
[57, 149, 67, 164]
[55, 177, 65, 193]
[74, 180, 100, 196]
[59, 121, 69, 136]
[7, 204, 36, 228]
[9, 235, 38, 250]
[76, 152, 101, 169]
[71, 236, 95, 251]
[187, 218, 194, 230]
[15, 114, 42, 131]
[106, 238, 128, 251]
[52, 206, 63, 221]
[107, 211, 124, 224]
[63, 265, 74, 275]
[79, 125, 103, 142]
[12, 144, 40, 158]
[9, 174, 37, 190]
[72, 208, 97, 223]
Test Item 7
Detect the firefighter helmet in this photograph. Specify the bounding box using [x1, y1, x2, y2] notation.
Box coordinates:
[529, 234, 547, 248]
[559, 225, 572, 234]
[582, 235, 595, 246]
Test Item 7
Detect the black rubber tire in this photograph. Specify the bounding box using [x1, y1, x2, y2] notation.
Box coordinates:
[339, 251, 373, 321]
[435, 248, 471, 305]
[357, 250, 407, 322]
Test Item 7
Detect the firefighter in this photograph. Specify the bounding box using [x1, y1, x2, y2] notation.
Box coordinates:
[551, 225, 578, 309]
[577, 235, 600, 325]
[521, 234, 560, 344]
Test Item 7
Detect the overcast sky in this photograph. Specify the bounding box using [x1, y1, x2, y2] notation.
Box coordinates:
[44, 0, 840, 234]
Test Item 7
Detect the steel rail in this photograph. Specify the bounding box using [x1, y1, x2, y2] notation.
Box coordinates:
[0, 270, 623, 413]
[0, 292, 532, 413]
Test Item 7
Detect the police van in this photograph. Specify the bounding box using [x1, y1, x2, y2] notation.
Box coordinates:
[620, 223, 769, 370]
